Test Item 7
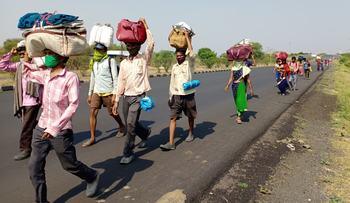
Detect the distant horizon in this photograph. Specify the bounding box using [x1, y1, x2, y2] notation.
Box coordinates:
[1, 0, 349, 55]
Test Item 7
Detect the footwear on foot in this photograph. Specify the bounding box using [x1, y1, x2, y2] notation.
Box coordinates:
[160, 143, 176, 151]
[86, 172, 100, 197]
[138, 140, 148, 148]
[14, 150, 31, 161]
[138, 128, 151, 148]
[82, 139, 95, 147]
[235, 117, 242, 124]
[185, 133, 194, 142]
[120, 155, 135, 165]
[115, 130, 125, 138]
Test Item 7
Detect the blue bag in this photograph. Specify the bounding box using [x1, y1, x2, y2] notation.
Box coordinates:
[140, 96, 155, 112]
[183, 80, 201, 91]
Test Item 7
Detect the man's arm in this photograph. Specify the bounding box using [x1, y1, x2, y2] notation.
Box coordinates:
[0, 50, 19, 72]
[140, 18, 155, 65]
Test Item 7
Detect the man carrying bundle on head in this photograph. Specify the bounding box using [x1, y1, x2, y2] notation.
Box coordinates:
[20, 12, 100, 202]
[83, 41, 125, 147]
[25, 49, 100, 202]
[0, 40, 42, 161]
[160, 25, 197, 151]
[112, 18, 154, 165]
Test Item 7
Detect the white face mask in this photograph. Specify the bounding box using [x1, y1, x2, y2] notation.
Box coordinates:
[20, 58, 25, 62]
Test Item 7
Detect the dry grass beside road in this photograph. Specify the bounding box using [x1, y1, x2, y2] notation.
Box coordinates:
[326, 61, 350, 202]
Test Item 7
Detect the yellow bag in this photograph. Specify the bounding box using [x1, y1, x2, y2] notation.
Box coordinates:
[168, 28, 187, 49]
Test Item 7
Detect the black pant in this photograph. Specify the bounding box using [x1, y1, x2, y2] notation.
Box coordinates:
[122, 95, 149, 157]
[28, 127, 97, 203]
[20, 105, 40, 151]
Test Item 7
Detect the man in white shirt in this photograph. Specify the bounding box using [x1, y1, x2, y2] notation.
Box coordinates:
[160, 31, 197, 151]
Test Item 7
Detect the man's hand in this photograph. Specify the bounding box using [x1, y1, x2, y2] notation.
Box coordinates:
[112, 101, 119, 116]
[42, 132, 53, 140]
[87, 95, 92, 105]
[139, 17, 148, 29]
[11, 47, 17, 55]
[224, 85, 230, 92]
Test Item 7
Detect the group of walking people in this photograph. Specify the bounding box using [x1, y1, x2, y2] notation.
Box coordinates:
[0, 18, 208, 202]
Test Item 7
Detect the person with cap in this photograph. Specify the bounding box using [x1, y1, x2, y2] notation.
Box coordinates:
[112, 18, 153, 165]
[83, 42, 125, 147]
[24, 49, 100, 202]
[0, 40, 42, 161]
[160, 30, 197, 151]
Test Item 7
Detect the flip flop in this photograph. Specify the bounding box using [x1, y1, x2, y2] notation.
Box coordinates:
[82, 140, 95, 147]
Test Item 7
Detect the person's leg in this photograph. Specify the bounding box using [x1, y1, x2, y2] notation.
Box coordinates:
[83, 108, 99, 147]
[84, 94, 102, 147]
[15, 105, 40, 160]
[169, 118, 176, 145]
[184, 94, 197, 141]
[121, 96, 138, 163]
[28, 127, 51, 203]
[52, 129, 99, 197]
[103, 95, 125, 137]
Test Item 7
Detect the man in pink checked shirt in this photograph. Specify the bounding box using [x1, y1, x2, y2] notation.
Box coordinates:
[0, 40, 42, 161]
[25, 49, 100, 202]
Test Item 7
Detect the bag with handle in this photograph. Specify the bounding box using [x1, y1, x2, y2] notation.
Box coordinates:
[226, 44, 253, 61]
[169, 28, 188, 49]
[116, 19, 147, 43]
[89, 24, 114, 47]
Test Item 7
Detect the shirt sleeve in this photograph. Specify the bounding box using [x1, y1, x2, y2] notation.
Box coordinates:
[88, 64, 95, 96]
[187, 50, 196, 72]
[0, 53, 19, 72]
[45, 74, 80, 137]
[110, 58, 119, 94]
[115, 62, 126, 103]
[144, 29, 155, 65]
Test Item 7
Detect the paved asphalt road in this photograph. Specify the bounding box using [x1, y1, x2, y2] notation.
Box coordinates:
[0, 67, 323, 202]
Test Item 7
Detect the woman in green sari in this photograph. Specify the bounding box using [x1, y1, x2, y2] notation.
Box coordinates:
[225, 60, 254, 124]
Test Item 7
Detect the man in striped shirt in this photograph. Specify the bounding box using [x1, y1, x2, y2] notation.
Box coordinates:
[25, 49, 99, 202]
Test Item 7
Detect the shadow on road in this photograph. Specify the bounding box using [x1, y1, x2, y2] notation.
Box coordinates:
[54, 157, 154, 202]
[242, 111, 258, 122]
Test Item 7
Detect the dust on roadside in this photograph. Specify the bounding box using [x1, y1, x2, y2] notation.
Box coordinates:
[198, 68, 337, 203]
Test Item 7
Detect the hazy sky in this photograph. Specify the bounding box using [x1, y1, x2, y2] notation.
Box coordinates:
[2, 0, 349, 54]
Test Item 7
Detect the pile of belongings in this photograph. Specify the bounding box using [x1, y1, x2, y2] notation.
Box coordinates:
[275, 51, 289, 60]
[116, 19, 147, 44]
[18, 12, 88, 57]
[168, 22, 195, 49]
[226, 39, 253, 61]
[89, 24, 114, 48]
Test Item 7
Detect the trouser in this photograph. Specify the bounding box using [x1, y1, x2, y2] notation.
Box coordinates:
[289, 74, 297, 90]
[28, 127, 97, 203]
[305, 69, 310, 78]
[20, 105, 41, 151]
[122, 94, 149, 157]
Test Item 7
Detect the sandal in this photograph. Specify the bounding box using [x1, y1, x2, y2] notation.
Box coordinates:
[82, 139, 95, 147]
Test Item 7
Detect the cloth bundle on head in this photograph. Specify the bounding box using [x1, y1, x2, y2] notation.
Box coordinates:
[169, 21, 194, 49]
[183, 80, 201, 91]
[17, 40, 26, 48]
[116, 19, 147, 44]
[140, 96, 155, 112]
[18, 12, 88, 58]
[275, 52, 288, 60]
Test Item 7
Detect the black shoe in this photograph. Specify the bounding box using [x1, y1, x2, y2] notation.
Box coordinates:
[14, 150, 31, 161]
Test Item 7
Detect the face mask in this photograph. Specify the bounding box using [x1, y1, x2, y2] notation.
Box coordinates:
[44, 55, 60, 68]
[20, 58, 25, 62]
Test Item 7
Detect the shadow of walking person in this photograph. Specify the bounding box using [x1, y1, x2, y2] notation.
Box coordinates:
[241, 111, 258, 122]
[54, 157, 153, 202]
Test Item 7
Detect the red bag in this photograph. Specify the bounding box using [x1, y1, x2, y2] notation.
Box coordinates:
[275, 52, 288, 60]
[226, 44, 252, 61]
[116, 19, 147, 43]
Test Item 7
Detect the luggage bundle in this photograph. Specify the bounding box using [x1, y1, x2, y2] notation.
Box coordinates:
[275, 52, 288, 60]
[18, 12, 88, 57]
[226, 39, 253, 61]
[116, 19, 147, 44]
[89, 24, 114, 48]
[168, 22, 195, 49]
